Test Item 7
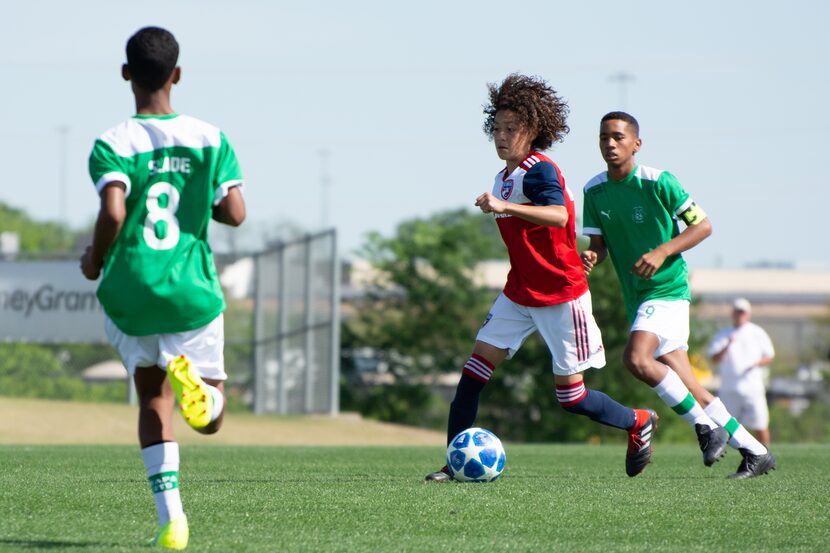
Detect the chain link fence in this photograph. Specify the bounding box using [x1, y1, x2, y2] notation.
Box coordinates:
[0, 231, 340, 415]
[252, 230, 340, 414]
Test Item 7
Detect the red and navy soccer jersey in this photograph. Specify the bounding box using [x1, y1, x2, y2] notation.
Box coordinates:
[492, 151, 588, 307]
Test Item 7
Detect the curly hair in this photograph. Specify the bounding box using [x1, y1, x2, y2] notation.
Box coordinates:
[483, 74, 570, 151]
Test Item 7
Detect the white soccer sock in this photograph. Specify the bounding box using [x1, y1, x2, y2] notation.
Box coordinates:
[704, 398, 767, 455]
[206, 384, 224, 422]
[652, 367, 717, 429]
[142, 442, 185, 526]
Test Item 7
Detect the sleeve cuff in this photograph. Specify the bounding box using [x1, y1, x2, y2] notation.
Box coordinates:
[582, 226, 603, 236]
[675, 198, 694, 215]
[213, 180, 244, 206]
[95, 172, 131, 198]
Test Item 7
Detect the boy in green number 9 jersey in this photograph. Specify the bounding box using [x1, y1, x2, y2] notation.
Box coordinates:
[80, 27, 246, 549]
[581, 112, 775, 480]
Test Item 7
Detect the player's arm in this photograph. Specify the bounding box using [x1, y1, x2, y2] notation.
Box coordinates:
[212, 186, 246, 226]
[475, 161, 568, 227]
[632, 205, 711, 279]
[80, 183, 126, 280]
[581, 234, 608, 276]
[476, 194, 567, 227]
[212, 131, 246, 226]
[632, 171, 712, 279]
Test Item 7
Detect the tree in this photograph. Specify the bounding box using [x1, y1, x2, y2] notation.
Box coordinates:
[344, 208, 504, 376]
[0, 202, 80, 255]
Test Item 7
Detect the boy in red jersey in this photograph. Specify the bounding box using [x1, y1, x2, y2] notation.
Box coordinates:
[425, 75, 656, 480]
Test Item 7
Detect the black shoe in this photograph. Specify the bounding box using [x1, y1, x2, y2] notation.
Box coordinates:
[695, 424, 728, 466]
[424, 465, 452, 482]
[728, 449, 776, 480]
[626, 409, 658, 477]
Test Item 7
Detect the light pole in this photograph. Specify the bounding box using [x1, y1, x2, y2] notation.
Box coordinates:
[608, 72, 636, 110]
[318, 149, 331, 229]
[57, 125, 70, 224]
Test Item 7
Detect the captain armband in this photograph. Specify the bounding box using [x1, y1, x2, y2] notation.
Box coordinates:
[679, 202, 707, 226]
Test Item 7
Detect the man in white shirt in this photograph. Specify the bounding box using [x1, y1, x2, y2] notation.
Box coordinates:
[709, 298, 775, 445]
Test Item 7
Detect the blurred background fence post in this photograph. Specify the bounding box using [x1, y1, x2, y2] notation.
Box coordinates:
[251, 230, 340, 415]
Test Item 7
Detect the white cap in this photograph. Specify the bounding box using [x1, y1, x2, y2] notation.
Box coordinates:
[733, 297, 752, 313]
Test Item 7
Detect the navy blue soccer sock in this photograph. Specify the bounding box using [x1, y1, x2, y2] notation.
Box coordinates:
[556, 381, 636, 430]
[447, 373, 486, 445]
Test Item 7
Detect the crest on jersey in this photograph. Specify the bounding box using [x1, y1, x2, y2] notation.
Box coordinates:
[500, 180, 514, 200]
[632, 206, 645, 224]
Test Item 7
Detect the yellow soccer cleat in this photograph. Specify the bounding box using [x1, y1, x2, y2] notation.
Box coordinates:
[153, 517, 189, 550]
[167, 355, 213, 430]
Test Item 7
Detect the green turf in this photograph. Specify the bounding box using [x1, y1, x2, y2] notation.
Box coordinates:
[1, 444, 828, 552]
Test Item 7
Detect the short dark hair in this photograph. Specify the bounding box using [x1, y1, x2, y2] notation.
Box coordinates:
[601, 111, 639, 136]
[126, 27, 179, 91]
[483, 74, 570, 151]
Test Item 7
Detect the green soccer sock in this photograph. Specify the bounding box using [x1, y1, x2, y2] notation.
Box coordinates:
[652, 367, 717, 429]
[704, 398, 767, 455]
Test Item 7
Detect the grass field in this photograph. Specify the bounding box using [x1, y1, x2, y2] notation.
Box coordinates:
[1, 443, 828, 552]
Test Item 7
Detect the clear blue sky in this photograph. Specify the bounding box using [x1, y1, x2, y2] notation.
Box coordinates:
[2, 0, 828, 268]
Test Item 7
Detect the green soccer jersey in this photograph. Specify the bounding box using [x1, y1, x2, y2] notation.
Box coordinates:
[88, 113, 243, 336]
[582, 165, 694, 323]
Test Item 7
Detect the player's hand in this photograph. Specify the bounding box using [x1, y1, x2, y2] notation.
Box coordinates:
[475, 192, 508, 214]
[581, 250, 598, 276]
[80, 247, 101, 280]
[631, 246, 668, 279]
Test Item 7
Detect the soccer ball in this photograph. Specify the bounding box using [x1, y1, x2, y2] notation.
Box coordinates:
[446, 427, 506, 482]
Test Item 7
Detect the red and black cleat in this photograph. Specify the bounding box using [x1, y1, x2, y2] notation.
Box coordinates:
[626, 409, 658, 477]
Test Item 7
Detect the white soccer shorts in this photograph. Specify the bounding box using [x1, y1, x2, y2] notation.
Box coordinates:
[719, 389, 770, 430]
[105, 313, 226, 380]
[630, 299, 690, 358]
[475, 291, 606, 376]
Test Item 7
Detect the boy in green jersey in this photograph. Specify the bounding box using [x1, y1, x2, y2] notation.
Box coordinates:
[80, 27, 246, 549]
[580, 112, 775, 480]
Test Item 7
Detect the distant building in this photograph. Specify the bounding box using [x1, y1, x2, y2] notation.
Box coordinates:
[344, 259, 829, 367]
[690, 269, 830, 370]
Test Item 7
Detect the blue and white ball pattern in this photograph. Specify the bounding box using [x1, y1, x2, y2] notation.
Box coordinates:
[446, 427, 506, 482]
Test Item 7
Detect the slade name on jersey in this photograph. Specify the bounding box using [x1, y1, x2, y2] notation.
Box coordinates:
[148, 156, 192, 176]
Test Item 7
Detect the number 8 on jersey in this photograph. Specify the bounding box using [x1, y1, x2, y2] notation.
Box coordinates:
[143, 182, 180, 250]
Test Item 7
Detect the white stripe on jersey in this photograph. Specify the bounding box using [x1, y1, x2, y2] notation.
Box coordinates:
[522, 157, 538, 169]
[95, 171, 132, 198]
[636, 165, 665, 183]
[584, 165, 667, 192]
[583, 172, 607, 192]
[675, 197, 694, 215]
[213, 180, 244, 206]
[98, 115, 223, 158]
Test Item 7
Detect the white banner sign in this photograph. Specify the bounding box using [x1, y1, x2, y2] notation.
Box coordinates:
[0, 261, 107, 343]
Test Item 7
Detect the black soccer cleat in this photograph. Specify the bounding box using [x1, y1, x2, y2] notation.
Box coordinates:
[424, 465, 452, 482]
[695, 424, 729, 466]
[626, 409, 658, 477]
[728, 448, 776, 480]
